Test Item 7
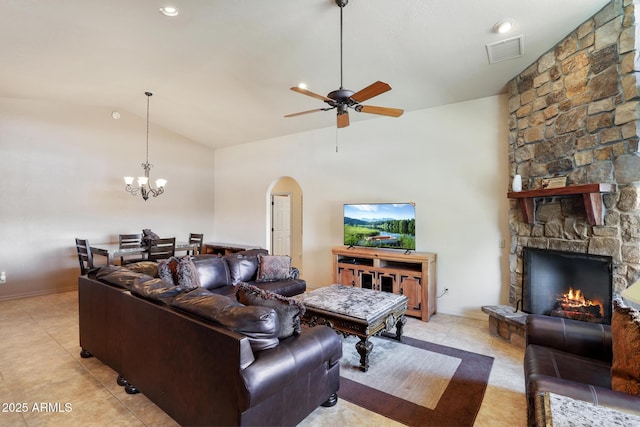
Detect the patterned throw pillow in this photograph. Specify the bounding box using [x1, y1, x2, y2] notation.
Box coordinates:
[177, 256, 201, 290]
[611, 298, 640, 396]
[236, 282, 305, 340]
[256, 254, 292, 282]
[158, 256, 179, 286]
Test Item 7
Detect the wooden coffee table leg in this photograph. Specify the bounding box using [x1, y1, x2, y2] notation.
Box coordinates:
[355, 336, 373, 372]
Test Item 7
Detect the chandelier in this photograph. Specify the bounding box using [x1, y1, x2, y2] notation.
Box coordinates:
[124, 91, 167, 201]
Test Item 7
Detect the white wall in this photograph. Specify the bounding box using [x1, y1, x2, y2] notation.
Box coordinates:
[214, 95, 511, 319]
[0, 98, 216, 300]
[0, 94, 510, 319]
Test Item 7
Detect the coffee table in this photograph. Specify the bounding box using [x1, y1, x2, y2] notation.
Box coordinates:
[296, 284, 408, 372]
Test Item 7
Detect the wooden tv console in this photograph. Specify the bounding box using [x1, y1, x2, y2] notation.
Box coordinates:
[332, 246, 438, 321]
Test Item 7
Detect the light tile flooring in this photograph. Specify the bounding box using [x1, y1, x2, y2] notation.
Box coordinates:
[0, 291, 526, 426]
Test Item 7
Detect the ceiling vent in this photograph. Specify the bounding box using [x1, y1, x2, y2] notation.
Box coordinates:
[486, 35, 524, 64]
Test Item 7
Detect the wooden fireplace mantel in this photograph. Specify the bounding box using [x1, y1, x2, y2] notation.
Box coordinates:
[507, 183, 617, 226]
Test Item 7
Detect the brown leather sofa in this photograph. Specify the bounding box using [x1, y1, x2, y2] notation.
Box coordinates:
[78, 252, 342, 426]
[524, 314, 640, 426]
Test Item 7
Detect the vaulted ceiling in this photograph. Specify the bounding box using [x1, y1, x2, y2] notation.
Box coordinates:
[0, 0, 609, 148]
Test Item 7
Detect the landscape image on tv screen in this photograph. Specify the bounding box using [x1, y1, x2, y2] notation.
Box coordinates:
[344, 203, 416, 250]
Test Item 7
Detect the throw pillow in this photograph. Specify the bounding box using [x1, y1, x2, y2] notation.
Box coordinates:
[256, 254, 292, 282]
[236, 282, 305, 340]
[157, 256, 179, 286]
[611, 297, 640, 396]
[177, 256, 201, 290]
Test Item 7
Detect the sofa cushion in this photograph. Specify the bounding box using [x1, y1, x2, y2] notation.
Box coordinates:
[256, 254, 293, 282]
[96, 266, 154, 291]
[236, 283, 305, 340]
[158, 256, 180, 285]
[224, 253, 260, 285]
[124, 261, 159, 277]
[177, 256, 201, 290]
[191, 255, 231, 290]
[131, 278, 185, 305]
[171, 289, 279, 352]
[525, 344, 613, 390]
[611, 298, 640, 396]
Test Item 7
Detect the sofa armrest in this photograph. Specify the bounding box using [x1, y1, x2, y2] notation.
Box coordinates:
[526, 314, 612, 362]
[529, 375, 640, 419]
[239, 325, 342, 410]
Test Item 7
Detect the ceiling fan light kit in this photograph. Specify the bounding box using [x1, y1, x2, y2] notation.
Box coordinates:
[285, 0, 403, 128]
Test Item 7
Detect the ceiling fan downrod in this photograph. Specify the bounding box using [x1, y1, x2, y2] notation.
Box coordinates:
[337, 0, 348, 90]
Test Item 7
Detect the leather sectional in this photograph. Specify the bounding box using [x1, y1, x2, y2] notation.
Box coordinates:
[78, 250, 342, 426]
[524, 314, 640, 426]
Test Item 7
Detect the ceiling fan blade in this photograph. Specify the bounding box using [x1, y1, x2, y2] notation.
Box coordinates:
[357, 105, 404, 117]
[284, 108, 326, 118]
[337, 112, 350, 128]
[351, 81, 392, 103]
[290, 87, 333, 102]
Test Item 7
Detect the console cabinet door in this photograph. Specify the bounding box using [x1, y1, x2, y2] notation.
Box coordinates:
[338, 266, 357, 287]
[378, 272, 397, 293]
[399, 274, 422, 313]
[359, 270, 375, 290]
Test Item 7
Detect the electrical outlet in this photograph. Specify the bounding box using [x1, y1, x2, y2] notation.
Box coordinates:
[0, 272, 6, 284]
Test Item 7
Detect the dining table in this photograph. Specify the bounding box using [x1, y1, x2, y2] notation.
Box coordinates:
[90, 241, 198, 265]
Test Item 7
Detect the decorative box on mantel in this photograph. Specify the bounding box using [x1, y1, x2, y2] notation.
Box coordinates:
[507, 183, 617, 226]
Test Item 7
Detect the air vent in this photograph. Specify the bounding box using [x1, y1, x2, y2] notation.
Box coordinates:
[486, 35, 524, 64]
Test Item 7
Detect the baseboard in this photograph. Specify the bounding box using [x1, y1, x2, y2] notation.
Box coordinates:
[0, 285, 77, 302]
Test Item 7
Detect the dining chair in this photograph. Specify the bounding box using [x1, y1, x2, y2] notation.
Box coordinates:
[188, 233, 204, 255]
[119, 233, 146, 265]
[75, 238, 95, 275]
[148, 237, 176, 262]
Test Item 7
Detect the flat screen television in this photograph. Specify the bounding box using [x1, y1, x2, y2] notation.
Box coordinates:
[343, 203, 416, 251]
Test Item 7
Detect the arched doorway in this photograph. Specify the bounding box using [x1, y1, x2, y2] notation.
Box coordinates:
[267, 177, 303, 274]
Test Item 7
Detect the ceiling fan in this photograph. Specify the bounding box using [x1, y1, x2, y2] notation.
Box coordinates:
[285, 0, 404, 128]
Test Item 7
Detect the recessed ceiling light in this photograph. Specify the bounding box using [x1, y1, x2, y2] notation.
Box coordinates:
[111, 111, 121, 120]
[494, 20, 513, 34]
[159, 6, 179, 17]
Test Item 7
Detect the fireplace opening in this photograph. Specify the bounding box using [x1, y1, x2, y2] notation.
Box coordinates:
[522, 248, 613, 324]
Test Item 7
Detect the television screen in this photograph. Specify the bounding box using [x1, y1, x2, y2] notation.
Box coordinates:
[343, 203, 416, 250]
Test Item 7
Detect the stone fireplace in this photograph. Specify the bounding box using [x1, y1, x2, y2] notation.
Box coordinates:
[508, 0, 640, 313]
[484, 0, 640, 346]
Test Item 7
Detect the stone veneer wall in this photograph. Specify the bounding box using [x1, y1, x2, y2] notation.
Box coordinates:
[508, 0, 640, 306]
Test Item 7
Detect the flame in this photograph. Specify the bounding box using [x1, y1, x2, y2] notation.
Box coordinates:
[558, 287, 603, 313]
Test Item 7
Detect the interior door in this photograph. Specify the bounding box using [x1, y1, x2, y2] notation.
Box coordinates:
[271, 194, 291, 256]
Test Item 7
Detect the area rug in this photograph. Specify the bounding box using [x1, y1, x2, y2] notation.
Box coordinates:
[339, 334, 494, 426]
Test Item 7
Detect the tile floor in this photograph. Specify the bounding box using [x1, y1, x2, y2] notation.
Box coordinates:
[0, 291, 526, 426]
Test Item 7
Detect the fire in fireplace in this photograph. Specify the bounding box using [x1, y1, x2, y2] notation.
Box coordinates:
[550, 287, 604, 323]
[522, 248, 613, 324]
